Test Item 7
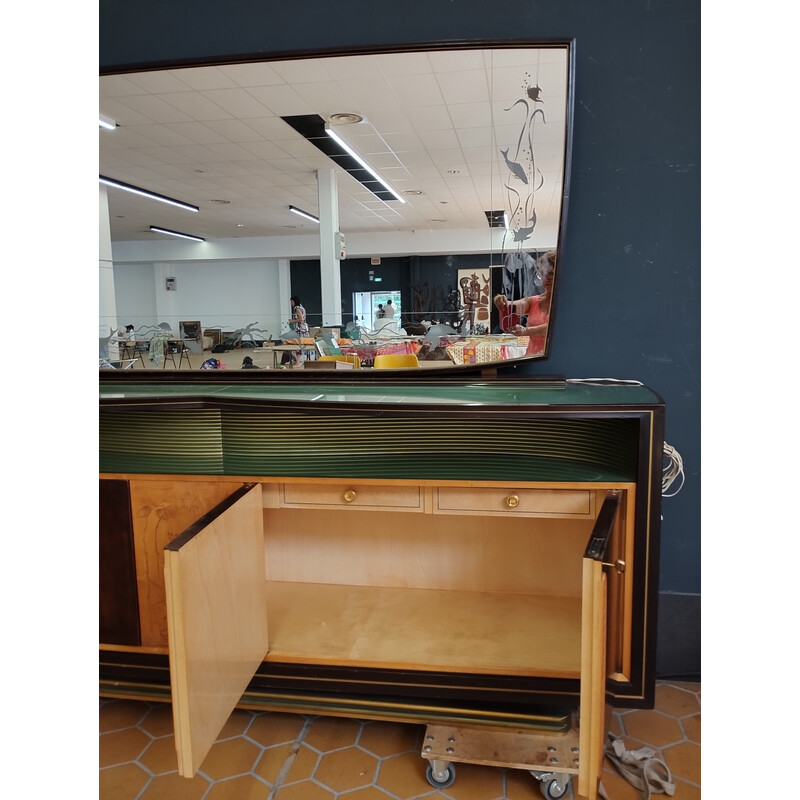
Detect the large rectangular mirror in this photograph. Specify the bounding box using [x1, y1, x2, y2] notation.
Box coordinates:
[100, 42, 574, 375]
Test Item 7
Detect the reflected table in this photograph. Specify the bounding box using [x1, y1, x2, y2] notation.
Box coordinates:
[262, 344, 318, 367]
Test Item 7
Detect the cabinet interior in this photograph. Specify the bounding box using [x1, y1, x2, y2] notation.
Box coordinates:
[260, 495, 608, 678]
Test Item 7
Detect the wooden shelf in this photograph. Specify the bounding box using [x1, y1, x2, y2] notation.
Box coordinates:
[264, 581, 582, 678]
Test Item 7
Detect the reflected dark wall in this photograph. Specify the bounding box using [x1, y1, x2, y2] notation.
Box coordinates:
[292, 254, 493, 329]
[101, 0, 701, 676]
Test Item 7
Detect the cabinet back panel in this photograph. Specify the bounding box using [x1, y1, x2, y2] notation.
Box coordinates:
[264, 508, 590, 596]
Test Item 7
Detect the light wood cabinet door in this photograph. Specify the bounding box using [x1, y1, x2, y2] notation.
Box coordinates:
[578, 491, 620, 799]
[164, 483, 268, 778]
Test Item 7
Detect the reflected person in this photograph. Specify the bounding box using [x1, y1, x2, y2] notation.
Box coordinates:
[508, 250, 556, 356]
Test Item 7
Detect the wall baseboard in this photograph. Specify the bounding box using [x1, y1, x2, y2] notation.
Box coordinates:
[656, 591, 700, 679]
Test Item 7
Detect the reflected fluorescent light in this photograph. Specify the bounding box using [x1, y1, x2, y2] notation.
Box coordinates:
[99, 176, 199, 213]
[289, 205, 320, 223]
[503, 212, 510, 230]
[99, 115, 117, 130]
[324, 124, 405, 204]
[150, 226, 205, 242]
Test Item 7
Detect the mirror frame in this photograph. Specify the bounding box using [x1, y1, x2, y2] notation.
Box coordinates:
[99, 39, 575, 381]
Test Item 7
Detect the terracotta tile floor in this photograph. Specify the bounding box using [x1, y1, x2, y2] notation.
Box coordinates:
[100, 680, 699, 799]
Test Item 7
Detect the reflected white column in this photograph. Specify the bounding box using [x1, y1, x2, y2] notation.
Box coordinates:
[317, 169, 342, 326]
[99, 184, 119, 357]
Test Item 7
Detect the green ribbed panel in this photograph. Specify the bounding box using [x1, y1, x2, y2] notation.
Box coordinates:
[99, 409, 224, 474]
[222, 412, 638, 482]
[100, 408, 638, 481]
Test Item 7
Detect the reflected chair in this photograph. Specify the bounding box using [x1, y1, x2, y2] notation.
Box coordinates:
[118, 341, 135, 360]
[120, 339, 148, 368]
[318, 354, 361, 369]
[372, 353, 420, 369]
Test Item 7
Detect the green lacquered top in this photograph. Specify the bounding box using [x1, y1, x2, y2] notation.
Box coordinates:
[99, 379, 662, 409]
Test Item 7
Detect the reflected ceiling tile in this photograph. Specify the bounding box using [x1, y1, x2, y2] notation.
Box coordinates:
[447, 101, 493, 129]
[388, 74, 444, 107]
[436, 69, 490, 105]
[170, 65, 239, 91]
[129, 124, 195, 146]
[200, 87, 274, 118]
[429, 49, 489, 72]
[100, 74, 151, 97]
[246, 83, 310, 116]
[238, 139, 295, 160]
[372, 51, 433, 76]
[127, 70, 197, 93]
[120, 94, 195, 124]
[201, 118, 266, 143]
[408, 105, 452, 132]
[324, 55, 384, 81]
[218, 61, 285, 88]
[417, 129, 459, 150]
[98, 98, 155, 127]
[270, 57, 335, 84]
[159, 91, 233, 121]
[294, 81, 353, 110]
[164, 122, 232, 145]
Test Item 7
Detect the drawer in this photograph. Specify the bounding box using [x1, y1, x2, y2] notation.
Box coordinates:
[281, 483, 425, 512]
[435, 486, 594, 518]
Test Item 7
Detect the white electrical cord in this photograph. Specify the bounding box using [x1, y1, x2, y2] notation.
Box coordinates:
[565, 377, 644, 386]
[662, 441, 685, 497]
[564, 378, 685, 498]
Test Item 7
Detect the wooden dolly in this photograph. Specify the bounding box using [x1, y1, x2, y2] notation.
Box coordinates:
[421, 714, 582, 799]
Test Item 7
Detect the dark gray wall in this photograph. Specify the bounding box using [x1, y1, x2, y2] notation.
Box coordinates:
[101, 0, 700, 676]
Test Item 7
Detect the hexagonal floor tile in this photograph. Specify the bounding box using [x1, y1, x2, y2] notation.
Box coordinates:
[437, 761, 505, 800]
[661, 740, 700, 785]
[200, 737, 264, 780]
[623, 709, 684, 748]
[377, 751, 434, 797]
[204, 774, 271, 800]
[315, 746, 379, 792]
[138, 735, 179, 775]
[247, 712, 307, 747]
[654, 683, 700, 718]
[99, 763, 150, 800]
[99, 699, 150, 732]
[273, 782, 334, 799]
[138, 771, 210, 800]
[99, 728, 152, 767]
[140, 704, 176, 737]
[359, 721, 421, 757]
[304, 716, 362, 751]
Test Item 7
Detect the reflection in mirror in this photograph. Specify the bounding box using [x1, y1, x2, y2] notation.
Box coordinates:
[99, 44, 572, 373]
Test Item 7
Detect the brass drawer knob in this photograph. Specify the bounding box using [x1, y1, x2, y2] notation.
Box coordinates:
[343, 490, 357, 503]
[505, 494, 520, 509]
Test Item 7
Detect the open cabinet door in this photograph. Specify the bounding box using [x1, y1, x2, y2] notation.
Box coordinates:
[577, 490, 621, 800]
[164, 482, 268, 777]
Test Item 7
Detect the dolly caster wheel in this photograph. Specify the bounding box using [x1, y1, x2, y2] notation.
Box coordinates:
[531, 770, 572, 799]
[540, 777, 569, 799]
[426, 761, 456, 788]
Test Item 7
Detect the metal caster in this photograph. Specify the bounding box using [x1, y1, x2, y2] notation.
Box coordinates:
[426, 760, 456, 788]
[531, 769, 571, 799]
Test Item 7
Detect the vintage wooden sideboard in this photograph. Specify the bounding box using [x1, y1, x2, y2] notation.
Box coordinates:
[99, 372, 664, 799]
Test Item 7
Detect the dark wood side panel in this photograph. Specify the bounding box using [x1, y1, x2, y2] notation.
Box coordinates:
[100, 479, 141, 645]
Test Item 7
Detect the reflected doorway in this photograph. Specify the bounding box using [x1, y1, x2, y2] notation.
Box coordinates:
[353, 290, 401, 330]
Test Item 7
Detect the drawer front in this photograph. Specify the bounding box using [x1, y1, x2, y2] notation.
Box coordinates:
[281, 483, 425, 511]
[435, 487, 594, 518]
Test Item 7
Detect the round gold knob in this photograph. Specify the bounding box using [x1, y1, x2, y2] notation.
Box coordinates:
[505, 495, 520, 509]
[343, 490, 356, 503]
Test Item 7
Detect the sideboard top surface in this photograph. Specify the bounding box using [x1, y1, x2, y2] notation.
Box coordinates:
[99, 379, 663, 410]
